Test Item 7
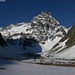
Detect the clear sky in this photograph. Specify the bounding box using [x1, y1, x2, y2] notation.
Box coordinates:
[0, 0, 75, 28]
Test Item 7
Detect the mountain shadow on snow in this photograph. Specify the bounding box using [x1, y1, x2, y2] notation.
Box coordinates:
[6, 37, 42, 60]
[0, 33, 7, 47]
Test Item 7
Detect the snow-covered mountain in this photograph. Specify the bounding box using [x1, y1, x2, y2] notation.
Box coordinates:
[0, 12, 68, 54]
[45, 24, 75, 59]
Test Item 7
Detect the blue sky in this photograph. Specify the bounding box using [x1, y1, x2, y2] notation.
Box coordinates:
[0, 0, 75, 28]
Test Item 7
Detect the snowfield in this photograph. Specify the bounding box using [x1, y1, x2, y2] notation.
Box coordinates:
[0, 59, 75, 75]
[55, 45, 75, 59]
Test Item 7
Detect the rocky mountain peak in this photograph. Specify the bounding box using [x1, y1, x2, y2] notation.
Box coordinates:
[40, 12, 51, 18]
[30, 12, 67, 43]
[0, 12, 68, 53]
[0, 12, 67, 42]
[31, 11, 59, 26]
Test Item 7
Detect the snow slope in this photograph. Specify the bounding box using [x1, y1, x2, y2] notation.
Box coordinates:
[55, 45, 75, 59]
[0, 33, 22, 58]
[0, 44, 21, 58]
[1, 23, 32, 39]
[44, 38, 75, 59]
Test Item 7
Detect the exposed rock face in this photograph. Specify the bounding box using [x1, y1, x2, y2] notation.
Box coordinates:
[31, 12, 67, 43]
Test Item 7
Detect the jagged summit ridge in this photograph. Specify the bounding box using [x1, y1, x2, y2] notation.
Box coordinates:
[31, 12, 67, 43]
[31, 12, 59, 25]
